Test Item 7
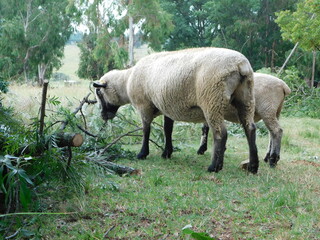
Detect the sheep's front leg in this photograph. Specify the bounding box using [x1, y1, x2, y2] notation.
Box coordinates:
[137, 119, 152, 159]
[207, 124, 227, 172]
[197, 123, 209, 155]
[161, 116, 174, 159]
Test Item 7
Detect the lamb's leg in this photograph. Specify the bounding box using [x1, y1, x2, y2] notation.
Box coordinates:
[207, 123, 228, 173]
[197, 123, 209, 155]
[263, 118, 283, 167]
[161, 116, 174, 159]
[264, 135, 272, 163]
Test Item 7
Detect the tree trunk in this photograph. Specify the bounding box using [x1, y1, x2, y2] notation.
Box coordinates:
[311, 50, 316, 88]
[277, 42, 299, 76]
[38, 63, 48, 86]
[128, 14, 134, 66]
[128, 0, 134, 67]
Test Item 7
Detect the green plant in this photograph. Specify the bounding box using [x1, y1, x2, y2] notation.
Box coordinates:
[0, 155, 34, 212]
[182, 225, 216, 240]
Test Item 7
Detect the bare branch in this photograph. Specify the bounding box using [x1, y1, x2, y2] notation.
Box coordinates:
[100, 127, 143, 154]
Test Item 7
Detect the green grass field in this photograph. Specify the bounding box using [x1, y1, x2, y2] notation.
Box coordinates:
[1, 45, 320, 239]
[2, 79, 320, 239]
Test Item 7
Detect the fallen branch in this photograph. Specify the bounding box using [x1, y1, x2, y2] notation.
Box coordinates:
[60, 93, 95, 130]
[100, 127, 143, 155]
[89, 157, 140, 176]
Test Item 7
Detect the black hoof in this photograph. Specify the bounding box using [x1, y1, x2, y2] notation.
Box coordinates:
[207, 163, 223, 173]
[161, 150, 172, 159]
[197, 146, 207, 155]
[264, 153, 270, 163]
[269, 153, 280, 168]
[137, 153, 148, 159]
[247, 164, 259, 174]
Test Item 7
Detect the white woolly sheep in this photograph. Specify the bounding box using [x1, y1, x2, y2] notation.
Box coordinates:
[189, 73, 291, 167]
[93, 47, 259, 173]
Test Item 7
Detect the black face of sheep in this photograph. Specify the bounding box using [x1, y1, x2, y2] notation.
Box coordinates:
[93, 83, 120, 122]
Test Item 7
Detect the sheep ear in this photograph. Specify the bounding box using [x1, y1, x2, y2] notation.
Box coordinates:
[93, 81, 107, 88]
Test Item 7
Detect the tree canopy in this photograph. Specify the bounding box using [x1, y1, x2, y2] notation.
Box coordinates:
[0, 0, 78, 85]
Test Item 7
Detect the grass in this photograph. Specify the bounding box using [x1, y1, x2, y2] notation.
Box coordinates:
[2, 82, 319, 239]
[1, 46, 320, 239]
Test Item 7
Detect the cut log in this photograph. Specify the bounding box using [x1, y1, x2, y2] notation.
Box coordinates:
[16, 132, 84, 156]
[55, 132, 84, 147]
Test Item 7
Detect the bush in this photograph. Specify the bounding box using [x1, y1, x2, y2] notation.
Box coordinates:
[280, 67, 320, 118]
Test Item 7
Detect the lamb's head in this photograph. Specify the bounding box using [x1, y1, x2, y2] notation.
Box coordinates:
[93, 81, 120, 122]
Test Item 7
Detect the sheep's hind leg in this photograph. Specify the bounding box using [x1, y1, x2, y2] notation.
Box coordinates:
[137, 120, 151, 159]
[263, 118, 283, 167]
[207, 124, 227, 173]
[235, 102, 259, 173]
[161, 116, 174, 159]
[197, 123, 209, 155]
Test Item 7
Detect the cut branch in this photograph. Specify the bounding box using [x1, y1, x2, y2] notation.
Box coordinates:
[88, 157, 140, 176]
[100, 127, 143, 155]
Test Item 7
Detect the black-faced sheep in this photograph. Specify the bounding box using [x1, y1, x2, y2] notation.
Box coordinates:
[93, 47, 259, 173]
[163, 73, 291, 167]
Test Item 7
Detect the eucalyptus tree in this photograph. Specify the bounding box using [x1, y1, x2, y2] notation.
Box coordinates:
[276, 0, 320, 87]
[76, 0, 173, 79]
[161, 0, 297, 71]
[0, 0, 78, 85]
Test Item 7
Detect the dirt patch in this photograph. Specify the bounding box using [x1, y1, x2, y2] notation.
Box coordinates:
[292, 160, 320, 168]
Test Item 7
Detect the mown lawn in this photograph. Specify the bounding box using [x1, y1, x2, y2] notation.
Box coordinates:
[2, 117, 318, 240]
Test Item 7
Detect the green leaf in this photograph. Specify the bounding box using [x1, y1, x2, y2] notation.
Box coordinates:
[19, 180, 32, 210]
[17, 169, 34, 186]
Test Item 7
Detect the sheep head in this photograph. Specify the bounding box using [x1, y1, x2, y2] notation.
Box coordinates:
[93, 81, 120, 122]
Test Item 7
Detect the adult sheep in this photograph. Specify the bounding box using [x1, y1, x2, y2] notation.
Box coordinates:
[93, 47, 259, 173]
[192, 73, 291, 167]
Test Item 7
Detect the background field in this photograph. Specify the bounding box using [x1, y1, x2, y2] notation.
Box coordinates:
[1, 45, 320, 240]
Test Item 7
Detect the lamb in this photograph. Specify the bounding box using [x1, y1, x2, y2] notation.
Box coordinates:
[93, 47, 259, 173]
[192, 73, 291, 167]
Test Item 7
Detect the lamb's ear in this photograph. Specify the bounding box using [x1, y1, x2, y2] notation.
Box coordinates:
[93, 81, 107, 88]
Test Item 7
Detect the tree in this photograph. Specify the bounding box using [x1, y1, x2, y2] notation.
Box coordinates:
[160, 0, 214, 50]
[276, 0, 320, 87]
[76, 0, 173, 76]
[76, 0, 128, 80]
[0, 0, 78, 85]
[161, 0, 297, 71]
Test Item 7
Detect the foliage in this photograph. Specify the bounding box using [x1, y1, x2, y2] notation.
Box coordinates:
[127, 0, 174, 51]
[275, 0, 320, 51]
[76, 1, 128, 80]
[160, 0, 214, 50]
[0, 0, 79, 85]
[161, 0, 296, 71]
[0, 155, 34, 212]
[76, 0, 173, 79]
[280, 67, 320, 118]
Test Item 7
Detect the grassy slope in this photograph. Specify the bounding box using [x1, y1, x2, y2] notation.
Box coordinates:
[24, 116, 320, 239]
[2, 46, 320, 239]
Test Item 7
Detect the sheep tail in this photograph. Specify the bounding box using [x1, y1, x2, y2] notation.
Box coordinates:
[282, 81, 291, 96]
[238, 60, 254, 84]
